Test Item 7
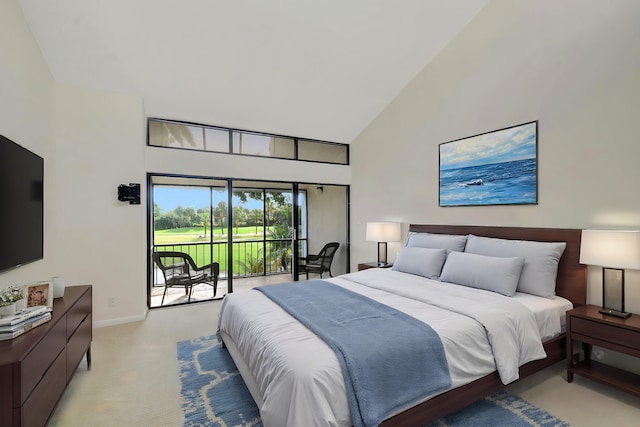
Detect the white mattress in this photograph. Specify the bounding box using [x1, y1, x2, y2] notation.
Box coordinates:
[217, 268, 571, 427]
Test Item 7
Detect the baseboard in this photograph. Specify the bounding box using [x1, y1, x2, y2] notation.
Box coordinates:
[93, 308, 148, 328]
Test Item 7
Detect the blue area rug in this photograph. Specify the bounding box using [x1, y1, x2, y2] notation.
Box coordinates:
[177, 335, 571, 427]
[177, 335, 261, 426]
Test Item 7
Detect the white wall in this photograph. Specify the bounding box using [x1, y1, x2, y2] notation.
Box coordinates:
[51, 85, 352, 326]
[351, 0, 640, 303]
[0, 0, 56, 287]
[54, 84, 147, 326]
[305, 185, 349, 276]
[350, 0, 640, 372]
[1, 0, 352, 326]
[145, 146, 350, 185]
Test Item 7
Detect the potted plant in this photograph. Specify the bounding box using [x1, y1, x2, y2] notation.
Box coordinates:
[0, 285, 25, 317]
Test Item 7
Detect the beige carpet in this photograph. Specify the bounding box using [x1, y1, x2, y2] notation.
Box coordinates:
[50, 300, 640, 426]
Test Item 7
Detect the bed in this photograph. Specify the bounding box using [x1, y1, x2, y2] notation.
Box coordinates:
[217, 224, 586, 426]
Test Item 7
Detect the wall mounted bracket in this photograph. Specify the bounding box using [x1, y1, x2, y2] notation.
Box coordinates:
[117, 183, 140, 205]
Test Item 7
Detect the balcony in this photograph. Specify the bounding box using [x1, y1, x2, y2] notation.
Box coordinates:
[151, 239, 304, 307]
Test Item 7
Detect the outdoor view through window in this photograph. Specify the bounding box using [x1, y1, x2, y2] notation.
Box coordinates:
[151, 184, 306, 307]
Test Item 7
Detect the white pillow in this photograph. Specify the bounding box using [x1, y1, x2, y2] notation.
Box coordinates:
[392, 247, 447, 279]
[464, 235, 566, 298]
[440, 251, 524, 297]
[405, 232, 467, 252]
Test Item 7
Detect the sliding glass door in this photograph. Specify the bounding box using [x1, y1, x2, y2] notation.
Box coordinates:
[150, 176, 229, 307]
[231, 181, 296, 290]
[148, 174, 349, 308]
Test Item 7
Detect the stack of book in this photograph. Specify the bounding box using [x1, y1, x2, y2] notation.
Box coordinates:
[0, 306, 52, 341]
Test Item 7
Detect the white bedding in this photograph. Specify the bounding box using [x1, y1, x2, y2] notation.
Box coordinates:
[217, 268, 571, 427]
[511, 291, 573, 340]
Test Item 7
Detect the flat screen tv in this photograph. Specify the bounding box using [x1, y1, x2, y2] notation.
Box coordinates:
[0, 134, 44, 272]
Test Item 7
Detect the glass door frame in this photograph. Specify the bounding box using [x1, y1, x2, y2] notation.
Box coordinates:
[147, 173, 349, 308]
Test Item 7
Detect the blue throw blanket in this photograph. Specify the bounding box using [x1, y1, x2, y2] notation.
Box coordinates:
[256, 280, 451, 427]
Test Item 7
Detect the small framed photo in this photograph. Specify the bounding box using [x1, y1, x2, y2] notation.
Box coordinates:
[25, 281, 53, 308]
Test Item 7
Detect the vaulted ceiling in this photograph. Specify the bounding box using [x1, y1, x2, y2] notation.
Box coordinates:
[18, 0, 487, 143]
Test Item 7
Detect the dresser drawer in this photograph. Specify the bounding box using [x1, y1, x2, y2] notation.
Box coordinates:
[67, 312, 91, 382]
[19, 317, 66, 404]
[572, 317, 640, 351]
[19, 347, 66, 427]
[67, 289, 92, 340]
[0, 285, 92, 427]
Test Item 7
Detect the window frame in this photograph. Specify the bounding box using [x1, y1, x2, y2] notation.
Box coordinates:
[147, 118, 349, 165]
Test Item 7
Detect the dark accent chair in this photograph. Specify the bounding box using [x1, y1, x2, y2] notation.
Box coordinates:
[152, 251, 219, 305]
[298, 242, 340, 279]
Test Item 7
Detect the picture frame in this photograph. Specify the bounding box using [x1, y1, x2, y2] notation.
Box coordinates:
[25, 281, 53, 308]
[439, 121, 538, 207]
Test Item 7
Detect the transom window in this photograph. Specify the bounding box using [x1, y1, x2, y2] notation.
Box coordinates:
[147, 118, 349, 165]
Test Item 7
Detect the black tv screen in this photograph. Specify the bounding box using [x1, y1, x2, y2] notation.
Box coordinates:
[0, 134, 44, 272]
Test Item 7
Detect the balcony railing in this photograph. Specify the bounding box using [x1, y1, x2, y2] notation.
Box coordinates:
[152, 238, 305, 281]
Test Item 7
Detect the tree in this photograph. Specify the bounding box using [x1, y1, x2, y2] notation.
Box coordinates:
[268, 224, 293, 270]
[265, 198, 273, 227]
[214, 201, 228, 234]
[196, 209, 210, 235]
[234, 190, 288, 206]
[233, 206, 249, 234]
[251, 208, 263, 233]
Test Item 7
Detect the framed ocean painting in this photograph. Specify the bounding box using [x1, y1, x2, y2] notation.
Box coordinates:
[439, 121, 538, 207]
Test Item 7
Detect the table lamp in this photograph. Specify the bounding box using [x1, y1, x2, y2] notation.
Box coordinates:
[579, 230, 640, 318]
[366, 222, 401, 266]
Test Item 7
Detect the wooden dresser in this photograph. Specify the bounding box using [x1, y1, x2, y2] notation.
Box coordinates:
[0, 285, 92, 427]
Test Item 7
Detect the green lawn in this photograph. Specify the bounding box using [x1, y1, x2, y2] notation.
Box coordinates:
[154, 226, 289, 275]
[154, 225, 271, 244]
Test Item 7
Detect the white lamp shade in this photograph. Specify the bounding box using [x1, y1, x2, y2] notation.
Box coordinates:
[366, 222, 402, 243]
[580, 230, 640, 270]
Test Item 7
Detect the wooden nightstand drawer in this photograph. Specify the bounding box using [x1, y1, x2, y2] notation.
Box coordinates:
[571, 317, 640, 352]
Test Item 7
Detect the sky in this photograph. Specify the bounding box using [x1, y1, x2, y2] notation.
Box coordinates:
[439, 122, 537, 170]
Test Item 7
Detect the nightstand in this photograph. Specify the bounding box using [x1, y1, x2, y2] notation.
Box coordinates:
[358, 262, 393, 271]
[566, 304, 640, 397]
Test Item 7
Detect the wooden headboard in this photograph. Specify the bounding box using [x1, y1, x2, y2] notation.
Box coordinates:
[408, 224, 587, 306]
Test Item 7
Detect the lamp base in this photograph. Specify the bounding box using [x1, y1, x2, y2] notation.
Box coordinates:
[377, 242, 388, 265]
[599, 308, 632, 319]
